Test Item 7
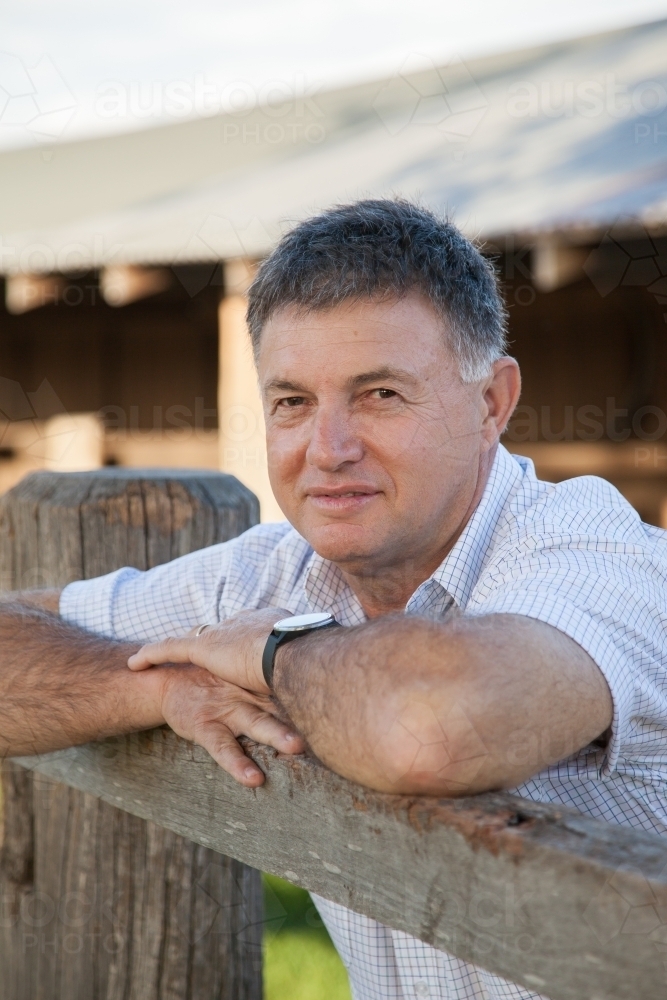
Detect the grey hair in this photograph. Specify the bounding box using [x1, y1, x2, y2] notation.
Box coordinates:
[246, 199, 508, 382]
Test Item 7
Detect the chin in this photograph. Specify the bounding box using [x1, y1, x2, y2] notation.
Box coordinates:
[302, 520, 377, 565]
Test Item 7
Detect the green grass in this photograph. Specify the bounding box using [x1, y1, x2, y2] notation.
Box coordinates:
[263, 874, 351, 1000]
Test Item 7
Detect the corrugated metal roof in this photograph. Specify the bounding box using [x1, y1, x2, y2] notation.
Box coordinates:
[2, 18, 667, 273]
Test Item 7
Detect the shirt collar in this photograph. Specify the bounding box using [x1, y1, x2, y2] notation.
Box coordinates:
[303, 444, 527, 622]
[303, 547, 368, 625]
[426, 444, 525, 610]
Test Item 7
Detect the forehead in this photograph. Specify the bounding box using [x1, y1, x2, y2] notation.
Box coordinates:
[257, 294, 456, 384]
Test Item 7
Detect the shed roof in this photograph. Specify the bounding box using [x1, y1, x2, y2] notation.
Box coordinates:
[2, 17, 667, 273]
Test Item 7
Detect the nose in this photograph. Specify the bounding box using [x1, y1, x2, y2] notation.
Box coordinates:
[305, 404, 363, 472]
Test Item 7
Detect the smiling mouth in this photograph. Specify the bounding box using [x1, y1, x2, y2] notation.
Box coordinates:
[326, 491, 369, 497]
[305, 490, 380, 511]
[307, 489, 378, 498]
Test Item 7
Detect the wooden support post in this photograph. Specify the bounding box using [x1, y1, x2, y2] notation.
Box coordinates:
[0, 469, 262, 1000]
[218, 259, 284, 523]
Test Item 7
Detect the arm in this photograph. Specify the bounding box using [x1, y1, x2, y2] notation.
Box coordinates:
[129, 610, 612, 795]
[0, 596, 162, 756]
[272, 613, 612, 794]
[0, 593, 303, 785]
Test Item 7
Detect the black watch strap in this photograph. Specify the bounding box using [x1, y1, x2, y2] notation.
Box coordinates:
[262, 631, 286, 689]
[262, 619, 340, 689]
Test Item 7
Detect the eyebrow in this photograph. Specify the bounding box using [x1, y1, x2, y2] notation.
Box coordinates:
[264, 378, 308, 394]
[347, 366, 419, 390]
[264, 367, 419, 395]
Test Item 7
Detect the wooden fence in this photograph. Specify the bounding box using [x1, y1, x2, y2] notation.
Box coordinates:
[0, 470, 666, 1000]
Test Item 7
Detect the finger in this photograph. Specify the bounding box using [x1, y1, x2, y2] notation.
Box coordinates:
[128, 638, 194, 671]
[194, 719, 266, 787]
[227, 702, 305, 755]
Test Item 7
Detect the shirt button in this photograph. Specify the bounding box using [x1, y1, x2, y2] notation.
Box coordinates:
[414, 983, 430, 997]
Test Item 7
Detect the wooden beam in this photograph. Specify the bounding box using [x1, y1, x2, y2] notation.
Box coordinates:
[99, 264, 171, 306]
[17, 729, 667, 1000]
[5, 274, 64, 313]
[532, 240, 588, 292]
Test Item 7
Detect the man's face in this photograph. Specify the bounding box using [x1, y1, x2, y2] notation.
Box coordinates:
[258, 294, 514, 577]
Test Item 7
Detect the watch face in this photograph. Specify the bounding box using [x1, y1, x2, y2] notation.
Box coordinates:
[274, 612, 335, 632]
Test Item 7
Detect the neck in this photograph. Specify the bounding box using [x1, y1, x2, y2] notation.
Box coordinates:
[340, 445, 497, 618]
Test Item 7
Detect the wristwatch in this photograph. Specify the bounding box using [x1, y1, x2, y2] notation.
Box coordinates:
[262, 612, 341, 688]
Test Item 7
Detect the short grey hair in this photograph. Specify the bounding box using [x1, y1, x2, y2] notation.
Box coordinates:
[246, 198, 508, 382]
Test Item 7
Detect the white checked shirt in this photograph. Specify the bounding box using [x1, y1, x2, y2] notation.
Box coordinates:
[61, 445, 667, 1000]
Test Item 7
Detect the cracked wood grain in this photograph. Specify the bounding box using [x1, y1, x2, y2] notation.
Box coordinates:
[18, 730, 667, 1000]
[0, 470, 261, 1000]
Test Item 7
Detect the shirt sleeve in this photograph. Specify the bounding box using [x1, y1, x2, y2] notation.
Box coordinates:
[468, 513, 667, 778]
[59, 541, 235, 643]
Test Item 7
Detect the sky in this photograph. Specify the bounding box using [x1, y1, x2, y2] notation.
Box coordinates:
[2, 0, 667, 150]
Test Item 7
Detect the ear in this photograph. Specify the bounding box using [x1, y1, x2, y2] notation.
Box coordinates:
[480, 358, 521, 447]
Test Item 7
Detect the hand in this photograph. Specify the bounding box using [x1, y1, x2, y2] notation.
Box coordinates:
[128, 608, 293, 693]
[157, 662, 304, 787]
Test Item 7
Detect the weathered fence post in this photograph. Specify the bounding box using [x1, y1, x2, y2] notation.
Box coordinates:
[0, 468, 263, 1000]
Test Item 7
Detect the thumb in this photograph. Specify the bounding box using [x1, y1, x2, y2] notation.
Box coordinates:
[128, 637, 193, 671]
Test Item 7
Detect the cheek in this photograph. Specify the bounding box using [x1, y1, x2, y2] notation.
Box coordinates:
[266, 425, 306, 480]
[368, 423, 420, 467]
[359, 409, 474, 466]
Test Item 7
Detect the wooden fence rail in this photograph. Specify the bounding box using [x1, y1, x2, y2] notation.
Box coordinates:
[1, 470, 667, 1000]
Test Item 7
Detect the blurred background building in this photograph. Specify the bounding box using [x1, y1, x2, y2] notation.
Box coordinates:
[1, 16, 667, 522]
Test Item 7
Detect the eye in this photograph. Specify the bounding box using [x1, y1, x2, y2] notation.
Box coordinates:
[373, 388, 397, 399]
[277, 396, 306, 408]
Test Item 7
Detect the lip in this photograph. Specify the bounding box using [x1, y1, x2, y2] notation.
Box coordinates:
[305, 485, 381, 513]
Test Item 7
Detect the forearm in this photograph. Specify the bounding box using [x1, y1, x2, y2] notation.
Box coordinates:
[273, 614, 453, 790]
[0, 588, 62, 614]
[273, 613, 612, 795]
[125, 606, 612, 793]
[0, 601, 164, 757]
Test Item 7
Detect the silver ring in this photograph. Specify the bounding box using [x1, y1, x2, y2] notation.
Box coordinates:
[195, 623, 213, 637]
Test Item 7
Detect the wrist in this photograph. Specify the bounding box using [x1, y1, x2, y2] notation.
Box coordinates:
[261, 612, 340, 691]
[250, 630, 272, 693]
[122, 664, 167, 731]
[272, 641, 290, 692]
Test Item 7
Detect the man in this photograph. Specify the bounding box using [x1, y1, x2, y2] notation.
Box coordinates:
[2, 199, 666, 1000]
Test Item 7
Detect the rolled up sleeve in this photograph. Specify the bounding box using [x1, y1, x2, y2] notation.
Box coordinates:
[469, 531, 667, 779]
[59, 542, 234, 643]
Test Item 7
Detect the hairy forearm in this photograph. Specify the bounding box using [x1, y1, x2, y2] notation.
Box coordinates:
[0, 601, 164, 757]
[273, 613, 612, 795]
[273, 614, 452, 789]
